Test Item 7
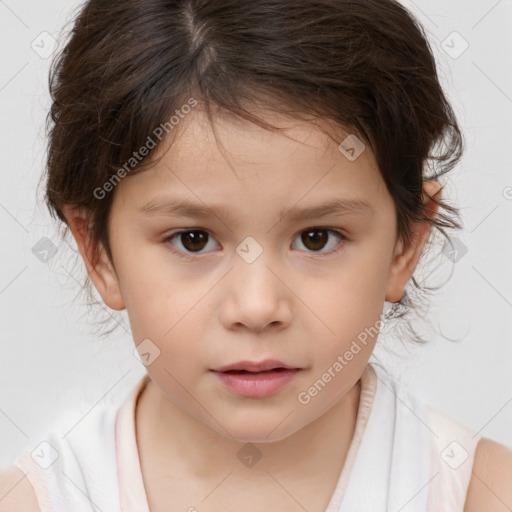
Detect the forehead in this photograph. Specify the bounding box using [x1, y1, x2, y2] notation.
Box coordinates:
[158, 108, 373, 176]
[113, 108, 391, 218]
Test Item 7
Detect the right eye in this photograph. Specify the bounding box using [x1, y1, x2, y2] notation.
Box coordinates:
[162, 229, 220, 255]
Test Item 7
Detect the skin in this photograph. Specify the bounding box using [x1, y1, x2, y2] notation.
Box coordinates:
[40, 107, 509, 510]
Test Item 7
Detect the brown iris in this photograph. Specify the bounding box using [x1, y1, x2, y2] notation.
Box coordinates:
[179, 230, 209, 252]
[301, 229, 328, 251]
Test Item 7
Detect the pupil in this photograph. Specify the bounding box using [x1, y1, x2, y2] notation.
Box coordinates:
[182, 231, 207, 251]
[302, 229, 327, 251]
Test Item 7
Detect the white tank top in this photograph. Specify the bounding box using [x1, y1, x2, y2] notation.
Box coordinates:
[13, 363, 482, 511]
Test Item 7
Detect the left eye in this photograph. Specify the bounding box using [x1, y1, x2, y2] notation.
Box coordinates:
[162, 228, 345, 256]
[291, 228, 345, 254]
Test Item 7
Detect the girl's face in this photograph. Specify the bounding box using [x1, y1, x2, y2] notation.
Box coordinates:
[72, 108, 437, 442]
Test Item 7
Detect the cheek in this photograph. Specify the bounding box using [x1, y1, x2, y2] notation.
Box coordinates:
[127, 282, 209, 386]
[126, 279, 207, 345]
[114, 240, 180, 310]
[302, 256, 388, 356]
[119, 265, 213, 358]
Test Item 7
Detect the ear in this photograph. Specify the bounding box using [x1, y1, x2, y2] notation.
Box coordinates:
[385, 180, 442, 303]
[62, 205, 125, 311]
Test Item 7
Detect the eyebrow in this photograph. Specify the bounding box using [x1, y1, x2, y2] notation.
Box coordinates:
[138, 197, 375, 222]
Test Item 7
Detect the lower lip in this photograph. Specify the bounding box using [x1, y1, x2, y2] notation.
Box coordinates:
[211, 368, 301, 398]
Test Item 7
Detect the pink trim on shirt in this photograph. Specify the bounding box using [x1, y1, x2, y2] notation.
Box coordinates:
[14, 450, 56, 512]
[116, 373, 152, 512]
[426, 405, 482, 511]
[324, 364, 378, 511]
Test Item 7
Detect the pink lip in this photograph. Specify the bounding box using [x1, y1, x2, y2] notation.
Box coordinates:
[211, 368, 301, 398]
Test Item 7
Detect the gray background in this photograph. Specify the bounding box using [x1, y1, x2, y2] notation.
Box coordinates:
[1, 0, 511, 467]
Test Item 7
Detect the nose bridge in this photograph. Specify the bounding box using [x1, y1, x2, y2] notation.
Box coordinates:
[233, 235, 279, 297]
[219, 236, 293, 331]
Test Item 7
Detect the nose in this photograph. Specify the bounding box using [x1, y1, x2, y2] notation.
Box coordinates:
[218, 253, 293, 333]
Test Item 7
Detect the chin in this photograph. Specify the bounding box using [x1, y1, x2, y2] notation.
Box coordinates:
[209, 415, 305, 445]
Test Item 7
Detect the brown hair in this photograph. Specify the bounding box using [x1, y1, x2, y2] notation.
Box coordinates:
[42, 0, 464, 343]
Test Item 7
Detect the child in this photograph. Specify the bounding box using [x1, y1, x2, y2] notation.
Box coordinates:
[1, 0, 511, 510]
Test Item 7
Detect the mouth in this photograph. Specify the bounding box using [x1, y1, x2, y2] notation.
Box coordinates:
[210, 362, 302, 398]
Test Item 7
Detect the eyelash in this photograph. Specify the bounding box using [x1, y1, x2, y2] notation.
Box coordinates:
[161, 227, 347, 260]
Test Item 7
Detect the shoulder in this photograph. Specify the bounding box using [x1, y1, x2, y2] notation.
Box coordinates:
[0, 465, 40, 511]
[464, 437, 512, 512]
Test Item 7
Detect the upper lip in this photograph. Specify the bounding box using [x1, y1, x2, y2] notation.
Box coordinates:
[211, 359, 300, 373]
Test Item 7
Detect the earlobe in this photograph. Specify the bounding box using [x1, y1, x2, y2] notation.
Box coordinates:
[385, 181, 442, 303]
[62, 205, 126, 311]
